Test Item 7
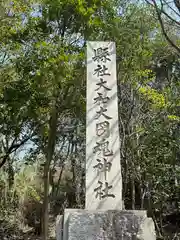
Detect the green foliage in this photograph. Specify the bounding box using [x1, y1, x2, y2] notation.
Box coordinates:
[167, 115, 180, 121]
[139, 86, 166, 109]
[14, 163, 42, 203]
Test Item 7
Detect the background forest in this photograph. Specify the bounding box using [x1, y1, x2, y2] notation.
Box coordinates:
[0, 0, 180, 239]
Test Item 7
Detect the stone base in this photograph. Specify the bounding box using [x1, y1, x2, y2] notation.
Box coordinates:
[56, 209, 156, 240]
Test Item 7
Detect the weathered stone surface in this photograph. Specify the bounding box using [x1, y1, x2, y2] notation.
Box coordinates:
[56, 209, 156, 240]
[86, 41, 122, 210]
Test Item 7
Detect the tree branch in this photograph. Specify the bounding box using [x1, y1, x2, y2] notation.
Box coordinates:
[146, 0, 180, 25]
[147, 0, 180, 54]
[174, 0, 180, 13]
[163, 0, 180, 17]
[0, 135, 31, 168]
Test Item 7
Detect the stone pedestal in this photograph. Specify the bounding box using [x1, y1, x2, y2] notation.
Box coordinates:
[56, 209, 156, 240]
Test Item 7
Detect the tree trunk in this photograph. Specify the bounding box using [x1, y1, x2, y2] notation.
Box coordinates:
[131, 173, 135, 210]
[42, 104, 58, 240]
[7, 156, 14, 189]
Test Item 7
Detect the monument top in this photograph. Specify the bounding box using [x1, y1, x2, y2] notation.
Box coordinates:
[86, 41, 122, 210]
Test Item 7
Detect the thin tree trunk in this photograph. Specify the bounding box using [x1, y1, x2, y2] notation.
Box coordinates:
[42, 104, 58, 240]
[7, 156, 14, 189]
[131, 173, 135, 210]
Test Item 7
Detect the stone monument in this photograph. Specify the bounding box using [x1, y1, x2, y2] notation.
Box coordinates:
[86, 41, 122, 210]
[56, 41, 156, 240]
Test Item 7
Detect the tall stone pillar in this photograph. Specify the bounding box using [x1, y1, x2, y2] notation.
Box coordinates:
[56, 41, 156, 240]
